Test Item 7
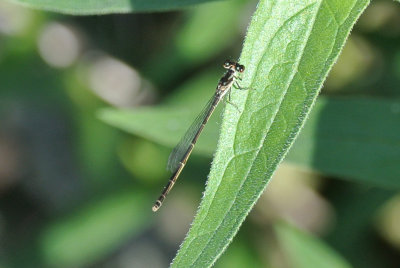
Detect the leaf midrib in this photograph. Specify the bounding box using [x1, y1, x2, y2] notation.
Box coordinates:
[186, 2, 322, 267]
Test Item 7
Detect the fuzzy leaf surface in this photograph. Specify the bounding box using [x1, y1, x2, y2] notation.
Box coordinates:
[171, 0, 369, 267]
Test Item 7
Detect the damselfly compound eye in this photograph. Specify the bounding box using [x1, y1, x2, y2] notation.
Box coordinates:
[236, 64, 245, 73]
[223, 60, 231, 68]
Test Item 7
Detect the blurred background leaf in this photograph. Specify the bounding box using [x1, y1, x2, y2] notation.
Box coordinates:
[6, 0, 220, 14]
[275, 222, 352, 268]
[100, 95, 400, 189]
[40, 191, 151, 267]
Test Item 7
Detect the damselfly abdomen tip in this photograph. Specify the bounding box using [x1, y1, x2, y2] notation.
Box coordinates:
[152, 202, 161, 212]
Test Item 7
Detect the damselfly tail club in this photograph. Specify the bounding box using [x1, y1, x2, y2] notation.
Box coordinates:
[152, 60, 245, 212]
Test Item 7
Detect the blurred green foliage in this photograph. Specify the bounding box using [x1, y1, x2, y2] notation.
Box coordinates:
[0, 0, 399, 268]
[7, 0, 220, 14]
[275, 222, 352, 268]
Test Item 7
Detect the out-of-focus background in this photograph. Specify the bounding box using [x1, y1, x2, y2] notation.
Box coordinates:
[0, 0, 400, 267]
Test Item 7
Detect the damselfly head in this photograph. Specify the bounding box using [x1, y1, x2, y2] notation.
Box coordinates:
[223, 60, 244, 73]
[236, 64, 245, 73]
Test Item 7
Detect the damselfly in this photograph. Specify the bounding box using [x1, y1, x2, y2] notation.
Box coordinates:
[152, 60, 245, 212]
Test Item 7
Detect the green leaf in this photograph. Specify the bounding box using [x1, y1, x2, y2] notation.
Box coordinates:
[275, 222, 352, 268]
[99, 97, 400, 188]
[99, 69, 223, 156]
[215, 238, 264, 268]
[6, 0, 218, 15]
[172, 0, 369, 267]
[286, 97, 400, 188]
[40, 191, 150, 267]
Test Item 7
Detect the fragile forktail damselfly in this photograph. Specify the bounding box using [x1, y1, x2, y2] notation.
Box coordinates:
[152, 60, 245, 212]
